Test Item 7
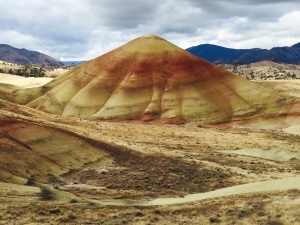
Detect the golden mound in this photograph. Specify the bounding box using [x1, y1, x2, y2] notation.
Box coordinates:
[1, 35, 300, 124]
[0, 100, 111, 185]
[0, 121, 111, 184]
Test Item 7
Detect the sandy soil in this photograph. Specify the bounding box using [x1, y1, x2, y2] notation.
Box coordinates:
[44, 68, 69, 78]
[219, 149, 300, 162]
[0, 73, 53, 87]
[284, 125, 300, 135]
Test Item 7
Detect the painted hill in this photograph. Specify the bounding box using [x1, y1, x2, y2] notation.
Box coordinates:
[0, 44, 63, 66]
[186, 42, 300, 64]
[1, 35, 300, 124]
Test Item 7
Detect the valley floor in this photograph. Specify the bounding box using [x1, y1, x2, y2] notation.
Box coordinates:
[0, 112, 299, 224]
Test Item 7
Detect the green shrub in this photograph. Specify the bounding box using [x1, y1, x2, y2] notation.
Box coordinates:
[209, 214, 220, 223]
[58, 210, 76, 222]
[39, 187, 55, 201]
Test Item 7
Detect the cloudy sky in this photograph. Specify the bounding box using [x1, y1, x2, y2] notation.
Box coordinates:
[0, 0, 299, 61]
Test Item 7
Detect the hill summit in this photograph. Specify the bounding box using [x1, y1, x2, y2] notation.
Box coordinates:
[1, 35, 299, 124]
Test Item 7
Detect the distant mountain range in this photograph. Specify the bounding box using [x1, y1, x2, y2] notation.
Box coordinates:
[0, 44, 63, 66]
[60, 61, 86, 66]
[2, 41, 300, 67]
[186, 42, 300, 64]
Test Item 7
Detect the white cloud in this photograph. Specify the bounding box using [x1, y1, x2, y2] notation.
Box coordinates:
[0, 30, 41, 49]
[0, 0, 299, 60]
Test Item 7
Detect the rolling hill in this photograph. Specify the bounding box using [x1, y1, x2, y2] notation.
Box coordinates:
[186, 42, 300, 64]
[0, 44, 63, 66]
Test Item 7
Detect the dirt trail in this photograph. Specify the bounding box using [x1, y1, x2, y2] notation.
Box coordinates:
[218, 149, 300, 162]
[93, 176, 300, 206]
[145, 176, 300, 206]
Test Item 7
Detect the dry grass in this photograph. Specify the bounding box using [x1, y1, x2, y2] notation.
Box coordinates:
[220, 60, 300, 80]
[0, 190, 298, 224]
[0, 98, 299, 224]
